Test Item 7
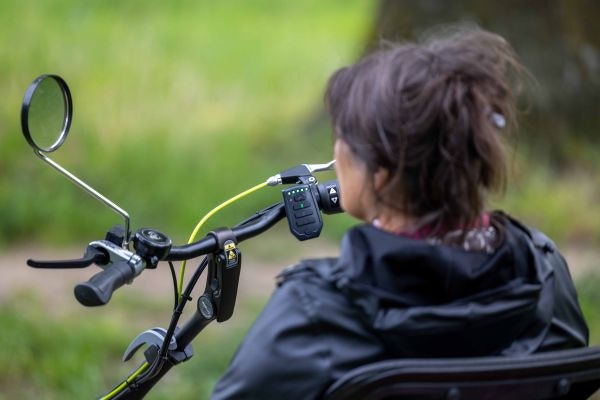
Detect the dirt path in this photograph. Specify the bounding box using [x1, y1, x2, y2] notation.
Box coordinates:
[0, 242, 596, 310]
[0, 240, 340, 310]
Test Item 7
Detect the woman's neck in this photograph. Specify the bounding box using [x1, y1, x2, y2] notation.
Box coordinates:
[371, 212, 416, 235]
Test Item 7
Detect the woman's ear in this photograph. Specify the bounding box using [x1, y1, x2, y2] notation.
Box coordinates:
[373, 167, 390, 192]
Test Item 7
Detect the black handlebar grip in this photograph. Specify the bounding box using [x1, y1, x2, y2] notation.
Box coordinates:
[316, 180, 342, 214]
[74, 261, 135, 306]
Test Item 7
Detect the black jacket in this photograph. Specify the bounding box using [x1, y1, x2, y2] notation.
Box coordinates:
[211, 214, 589, 399]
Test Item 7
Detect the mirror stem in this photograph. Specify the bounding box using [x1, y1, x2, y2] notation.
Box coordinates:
[34, 150, 131, 247]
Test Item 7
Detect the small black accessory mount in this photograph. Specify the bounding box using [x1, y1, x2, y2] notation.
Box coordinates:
[197, 228, 242, 323]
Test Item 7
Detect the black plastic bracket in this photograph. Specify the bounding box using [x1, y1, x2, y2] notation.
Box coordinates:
[105, 224, 127, 247]
[204, 228, 242, 323]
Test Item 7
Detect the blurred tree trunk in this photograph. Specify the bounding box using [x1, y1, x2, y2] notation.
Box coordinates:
[313, 0, 600, 166]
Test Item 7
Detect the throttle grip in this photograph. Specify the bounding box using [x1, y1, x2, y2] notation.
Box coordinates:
[74, 261, 135, 306]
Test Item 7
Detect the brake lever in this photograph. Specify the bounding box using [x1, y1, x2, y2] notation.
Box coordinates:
[27, 246, 108, 269]
[266, 160, 336, 186]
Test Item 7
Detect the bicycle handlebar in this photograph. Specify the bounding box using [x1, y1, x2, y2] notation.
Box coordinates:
[31, 176, 338, 309]
[29, 175, 339, 308]
[165, 202, 286, 261]
[68, 203, 286, 307]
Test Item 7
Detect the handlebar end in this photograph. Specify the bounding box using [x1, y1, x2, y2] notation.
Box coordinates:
[73, 261, 134, 306]
[74, 282, 111, 306]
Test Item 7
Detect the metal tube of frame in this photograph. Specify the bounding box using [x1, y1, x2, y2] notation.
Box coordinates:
[35, 150, 131, 245]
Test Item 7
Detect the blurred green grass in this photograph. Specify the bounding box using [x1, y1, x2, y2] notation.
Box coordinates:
[0, 2, 367, 398]
[1, 273, 599, 400]
[0, 291, 269, 399]
[1, 0, 599, 247]
[0, 0, 370, 245]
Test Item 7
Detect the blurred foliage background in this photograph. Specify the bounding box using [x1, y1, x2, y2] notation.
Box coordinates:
[0, 0, 370, 245]
[0, 0, 598, 399]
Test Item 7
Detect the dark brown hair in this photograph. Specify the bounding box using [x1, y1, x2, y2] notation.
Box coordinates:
[325, 27, 524, 232]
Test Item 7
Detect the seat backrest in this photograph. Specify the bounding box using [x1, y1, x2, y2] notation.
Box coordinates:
[324, 346, 600, 400]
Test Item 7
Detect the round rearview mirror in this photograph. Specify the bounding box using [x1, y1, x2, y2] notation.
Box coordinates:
[21, 74, 72, 153]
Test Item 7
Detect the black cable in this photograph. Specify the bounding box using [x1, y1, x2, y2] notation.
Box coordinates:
[139, 257, 209, 383]
[147, 206, 279, 379]
[168, 262, 178, 311]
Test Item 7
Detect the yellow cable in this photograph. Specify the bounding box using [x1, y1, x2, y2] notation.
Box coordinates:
[100, 361, 149, 400]
[177, 181, 268, 298]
